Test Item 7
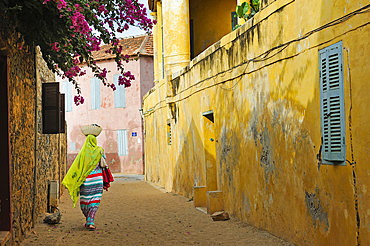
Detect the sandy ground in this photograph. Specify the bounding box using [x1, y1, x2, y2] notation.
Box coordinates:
[21, 176, 294, 246]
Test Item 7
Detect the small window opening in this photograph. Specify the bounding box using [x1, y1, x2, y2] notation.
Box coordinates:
[202, 110, 214, 123]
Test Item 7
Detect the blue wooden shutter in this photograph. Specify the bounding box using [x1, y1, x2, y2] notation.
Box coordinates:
[319, 41, 345, 163]
[62, 81, 72, 112]
[91, 78, 100, 110]
[231, 12, 238, 30]
[117, 129, 128, 156]
[114, 75, 126, 108]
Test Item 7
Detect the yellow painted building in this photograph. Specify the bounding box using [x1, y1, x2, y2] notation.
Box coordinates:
[144, 0, 370, 244]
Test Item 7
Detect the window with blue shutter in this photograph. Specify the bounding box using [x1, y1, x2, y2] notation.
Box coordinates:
[319, 41, 346, 165]
[117, 129, 128, 156]
[231, 11, 238, 31]
[90, 77, 101, 110]
[114, 75, 126, 108]
[62, 81, 72, 112]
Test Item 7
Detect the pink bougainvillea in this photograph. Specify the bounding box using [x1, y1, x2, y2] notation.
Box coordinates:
[20, 0, 155, 105]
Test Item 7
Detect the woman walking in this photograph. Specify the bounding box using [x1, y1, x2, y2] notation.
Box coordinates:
[62, 125, 105, 230]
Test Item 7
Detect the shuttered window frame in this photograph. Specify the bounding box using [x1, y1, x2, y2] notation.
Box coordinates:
[319, 41, 346, 165]
[90, 77, 101, 110]
[117, 129, 128, 156]
[42, 82, 65, 134]
[114, 74, 126, 108]
[62, 81, 72, 112]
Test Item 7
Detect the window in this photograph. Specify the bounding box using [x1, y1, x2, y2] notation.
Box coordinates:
[62, 81, 72, 112]
[231, 11, 238, 30]
[114, 74, 126, 108]
[167, 121, 171, 145]
[42, 82, 65, 134]
[70, 142, 76, 151]
[117, 129, 128, 156]
[319, 41, 345, 165]
[90, 77, 101, 110]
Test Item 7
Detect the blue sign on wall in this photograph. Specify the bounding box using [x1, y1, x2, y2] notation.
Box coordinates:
[132, 132, 137, 137]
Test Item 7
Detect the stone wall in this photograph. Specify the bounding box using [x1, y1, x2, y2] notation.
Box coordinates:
[35, 46, 67, 218]
[1, 29, 66, 245]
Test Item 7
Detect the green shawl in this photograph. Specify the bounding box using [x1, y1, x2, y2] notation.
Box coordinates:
[62, 135, 103, 208]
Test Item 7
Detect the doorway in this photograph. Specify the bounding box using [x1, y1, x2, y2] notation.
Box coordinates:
[203, 110, 217, 191]
[0, 55, 11, 231]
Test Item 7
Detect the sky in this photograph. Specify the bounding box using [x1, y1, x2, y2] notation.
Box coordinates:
[115, 0, 153, 38]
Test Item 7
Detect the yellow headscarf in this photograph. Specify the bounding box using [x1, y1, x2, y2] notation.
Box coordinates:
[62, 135, 103, 208]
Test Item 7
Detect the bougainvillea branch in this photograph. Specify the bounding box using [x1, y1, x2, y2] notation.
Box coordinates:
[0, 0, 155, 105]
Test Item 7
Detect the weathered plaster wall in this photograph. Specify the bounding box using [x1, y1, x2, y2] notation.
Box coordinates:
[144, 0, 370, 244]
[2, 31, 66, 245]
[60, 56, 153, 174]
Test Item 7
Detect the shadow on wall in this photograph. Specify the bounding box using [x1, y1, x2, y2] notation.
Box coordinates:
[171, 116, 207, 198]
[143, 111, 161, 183]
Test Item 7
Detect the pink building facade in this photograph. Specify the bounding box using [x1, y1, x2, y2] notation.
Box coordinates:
[58, 34, 154, 174]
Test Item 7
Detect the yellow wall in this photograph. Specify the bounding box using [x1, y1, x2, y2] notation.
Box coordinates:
[190, 0, 236, 58]
[144, 0, 370, 244]
[156, 1, 164, 81]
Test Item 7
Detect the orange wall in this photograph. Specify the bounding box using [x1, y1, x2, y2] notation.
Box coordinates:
[190, 0, 236, 58]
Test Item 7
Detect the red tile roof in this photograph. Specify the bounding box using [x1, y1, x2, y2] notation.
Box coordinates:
[92, 33, 153, 61]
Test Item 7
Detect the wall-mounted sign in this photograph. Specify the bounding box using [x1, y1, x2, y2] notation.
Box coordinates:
[132, 132, 137, 137]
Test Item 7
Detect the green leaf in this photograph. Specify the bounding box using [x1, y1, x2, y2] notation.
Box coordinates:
[236, 5, 243, 18]
[232, 24, 241, 31]
[242, 2, 250, 15]
[252, 0, 260, 5]
[252, 0, 260, 12]
[236, 2, 249, 18]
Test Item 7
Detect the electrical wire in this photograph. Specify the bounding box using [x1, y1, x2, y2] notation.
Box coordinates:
[145, 3, 370, 113]
[216, 4, 370, 91]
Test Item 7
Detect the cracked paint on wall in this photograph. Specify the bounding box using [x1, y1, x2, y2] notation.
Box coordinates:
[305, 190, 329, 231]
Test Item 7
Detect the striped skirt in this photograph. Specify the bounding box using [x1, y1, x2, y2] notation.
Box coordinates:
[80, 165, 103, 226]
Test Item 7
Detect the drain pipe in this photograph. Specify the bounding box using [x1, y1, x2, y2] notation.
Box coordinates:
[32, 44, 38, 228]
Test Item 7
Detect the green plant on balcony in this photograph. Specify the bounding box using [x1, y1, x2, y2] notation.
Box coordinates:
[233, 0, 260, 30]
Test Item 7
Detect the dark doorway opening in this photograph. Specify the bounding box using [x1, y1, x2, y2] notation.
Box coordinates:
[0, 55, 11, 231]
